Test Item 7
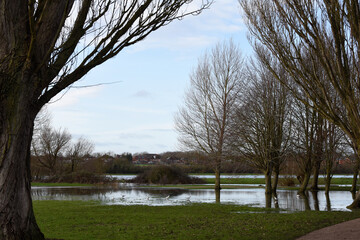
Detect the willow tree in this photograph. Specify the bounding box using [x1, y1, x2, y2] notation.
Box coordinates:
[0, 1, 211, 239]
[291, 96, 321, 194]
[240, 0, 360, 208]
[175, 40, 244, 193]
[233, 56, 291, 196]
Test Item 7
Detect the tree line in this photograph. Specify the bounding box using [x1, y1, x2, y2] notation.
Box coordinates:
[240, 0, 360, 208]
[175, 39, 356, 201]
[175, 0, 360, 210]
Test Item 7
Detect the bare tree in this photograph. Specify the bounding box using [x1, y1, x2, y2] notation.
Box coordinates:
[33, 107, 52, 136]
[32, 126, 72, 175]
[0, 1, 211, 238]
[240, 0, 360, 208]
[233, 57, 291, 197]
[67, 136, 95, 173]
[291, 97, 322, 194]
[322, 121, 347, 194]
[175, 40, 244, 193]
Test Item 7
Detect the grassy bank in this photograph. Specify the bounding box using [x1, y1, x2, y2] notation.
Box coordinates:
[31, 182, 93, 187]
[34, 200, 360, 240]
[202, 177, 357, 186]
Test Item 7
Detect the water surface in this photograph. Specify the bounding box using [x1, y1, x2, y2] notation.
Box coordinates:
[31, 183, 354, 211]
[109, 174, 353, 180]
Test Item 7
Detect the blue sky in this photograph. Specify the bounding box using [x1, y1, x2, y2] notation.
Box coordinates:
[47, 0, 252, 154]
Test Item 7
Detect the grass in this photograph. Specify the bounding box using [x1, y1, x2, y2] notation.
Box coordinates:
[203, 178, 265, 185]
[30, 175, 357, 191]
[202, 177, 356, 185]
[34, 200, 360, 240]
[138, 177, 357, 190]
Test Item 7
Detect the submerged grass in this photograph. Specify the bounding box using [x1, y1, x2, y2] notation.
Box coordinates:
[34, 200, 360, 240]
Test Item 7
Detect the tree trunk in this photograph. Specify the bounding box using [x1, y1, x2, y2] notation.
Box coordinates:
[264, 168, 272, 195]
[273, 193, 279, 209]
[298, 172, 311, 194]
[348, 150, 360, 209]
[350, 161, 359, 193]
[310, 160, 320, 191]
[214, 160, 221, 190]
[272, 164, 279, 194]
[265, 193, 272, 208]
[347, 191, 360, 209]
[0, 97, 44, 239]
[325, 170, 332, 195]
[311, 114, 323, 191]
[325, 192, 331, 211]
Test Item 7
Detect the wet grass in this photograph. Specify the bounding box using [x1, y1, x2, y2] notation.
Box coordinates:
[34, 200, 360, 240]
[203, 177, 357, 186]
[203, 178, 265, 185]
[138, 177, 358, 191]
[31, 176, 357, 191]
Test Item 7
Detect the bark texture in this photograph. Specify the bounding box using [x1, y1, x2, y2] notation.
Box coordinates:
[0, 87, 43, 239]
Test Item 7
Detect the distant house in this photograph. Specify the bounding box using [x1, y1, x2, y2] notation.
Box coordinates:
[338, 158, 352, 165]
[133, 154, 161, 164]
[164, 156, 185, 164]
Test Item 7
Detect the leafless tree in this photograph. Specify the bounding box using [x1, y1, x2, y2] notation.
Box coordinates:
[240, 0, 360, 208]
[0, 1, 212, 238]
[32, 126, 72, 175]
[291, 96, 322, 194]
[175, 40, 244, 192]
[67, 136, 95, 173]
[322, 121, 347, 194]
[33, 107, 52, 136]
[232, 56, 291, 196]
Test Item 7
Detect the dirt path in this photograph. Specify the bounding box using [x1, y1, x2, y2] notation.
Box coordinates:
[296, 218, 360, 240]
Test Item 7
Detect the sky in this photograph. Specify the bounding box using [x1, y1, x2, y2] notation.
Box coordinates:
[47, 0, 252, 155]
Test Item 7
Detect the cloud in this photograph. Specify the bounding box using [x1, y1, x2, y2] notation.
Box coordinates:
[107, 105, 166, 115]
[145, 128, 174, 133]
[91, 128, 175, 154]
[48, 86, 102, 109]
[132, 90, 152, 98]
[126, 0, 244, 53]
[117, 132, 153, 140]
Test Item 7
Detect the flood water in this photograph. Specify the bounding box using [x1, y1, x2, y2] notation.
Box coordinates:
[31, 183, 355, 212]
[109, 174, 353, 180]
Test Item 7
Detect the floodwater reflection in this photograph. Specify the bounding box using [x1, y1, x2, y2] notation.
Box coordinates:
[31, 184, 354, 211]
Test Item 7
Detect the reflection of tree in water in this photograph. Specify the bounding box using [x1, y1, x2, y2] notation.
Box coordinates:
[136, 188, 188, 197]
[275, 191, 311, 211]
[31, 187, 112, 201]
[32, 186, 189, 200]
[325, 192, 331, 211]
[310, 191, 319, 211]
[32, 187, 111, 197]
[215, 189, 220, 203]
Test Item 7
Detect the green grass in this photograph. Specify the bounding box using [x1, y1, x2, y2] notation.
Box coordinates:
[203, 178, 265, 185]
[202, 177, 356, 185]
[34, 200, 360, 240]
[129, 176, 357, 190]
